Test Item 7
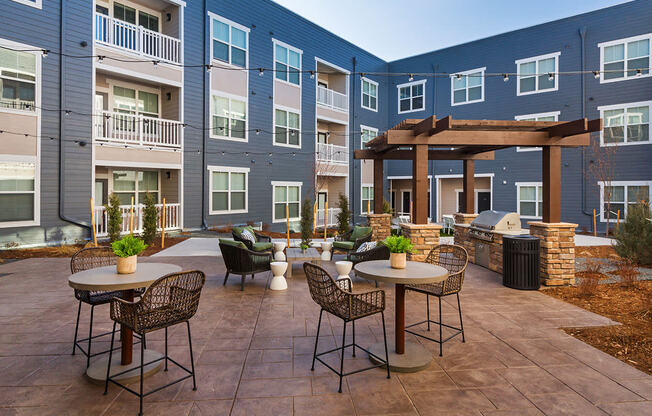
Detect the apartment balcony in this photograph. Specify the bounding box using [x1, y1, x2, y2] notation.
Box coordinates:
[95, 111, 182, 150]
[316, 142, 348, 165]
[94, 203, 180, 238]
[316, 207, 341, 227]
[316, 86, 348, 113]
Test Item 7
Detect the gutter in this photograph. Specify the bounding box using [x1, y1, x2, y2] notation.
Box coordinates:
[351, 56, 357, 221]
[579, 26, 592, 217]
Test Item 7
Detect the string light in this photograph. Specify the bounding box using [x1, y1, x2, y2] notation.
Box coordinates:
[408, 73, 414, 82]
[503, 74, 509, 82]
[593, 71, 600, 79]
[455, 73, 462, 80]
[636, 68, 642, 76]
[97, 55, 104, 62]
[309, 70, 315, 79]
[258, 68, 264, 77]
[548, 73, 554, 81]
[41, 49, 49, 57]
[205, 64, 212, 72]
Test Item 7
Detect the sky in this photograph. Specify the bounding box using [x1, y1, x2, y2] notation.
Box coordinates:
[273, 0, 632, 61]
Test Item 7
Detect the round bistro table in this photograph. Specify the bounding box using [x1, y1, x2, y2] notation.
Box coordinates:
[68, 262, 182, 383]
[354, 260, 448, 372]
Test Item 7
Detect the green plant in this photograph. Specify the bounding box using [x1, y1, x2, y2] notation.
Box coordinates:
[300, 243, 309, 251]
[105, 193, 123, 243]
[111, 235, 147, 258]
[336, 193, 351, 235]
[382, 235, 413, 253]
[142, 192, 158, 245]
[300, 198, 313, 248]
[613, 201, 652, 266]
[382, 199, 393, 215]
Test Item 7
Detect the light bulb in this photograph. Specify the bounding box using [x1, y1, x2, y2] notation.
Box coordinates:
[310, 71, 315, 79]
[408, 73, 414, 81]
[593, 71, 600, 79]
[548, 73, 554, 81]
[455, 73, 461, 80]
[259, 68, 264, 77]
[503, 74, 509, 82]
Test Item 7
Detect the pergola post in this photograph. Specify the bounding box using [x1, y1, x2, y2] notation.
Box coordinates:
[412, 144, 428, 224]
[373, 158, 384, 214]
[463, 159, 475, 214]
[542, 145, 561, 223]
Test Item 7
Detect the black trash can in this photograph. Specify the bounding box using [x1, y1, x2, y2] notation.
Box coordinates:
[502, 235, 540, 290]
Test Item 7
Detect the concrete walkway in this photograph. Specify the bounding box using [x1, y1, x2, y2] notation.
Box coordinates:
[575, 234, 616, 246]
[152, 237, 221, 257]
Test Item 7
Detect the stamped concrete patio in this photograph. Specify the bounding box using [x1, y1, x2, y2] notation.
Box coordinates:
[0, 254, 650, 415]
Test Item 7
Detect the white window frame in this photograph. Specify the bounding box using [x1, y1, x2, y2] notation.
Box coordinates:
[208, 12, 250, 69]
[10, 0, 42, 9]
[361, 184, 374, 214]
[209, 91, 248, 142]
[273, 105, 301, 149]
[0, 156, 40, 228]
[598, 33, 652, 84]
[397, 79, 426, 114]
[273, 39, 302, 87]
[515, 52, 560, 96]
[0, 39, 40, 116]
[515, 111, 560, 152]
[450, 67, 485, 106]
[598, 101, 651, 147]
[360, 125, 378, 149]
[272, 181, 302, 223]
[109, 169, 161, 206]
[515, 182, 543, 219]
[361, 77, 378, 112]
[208, 165, 249, 215]
[599, 181, 651, 222]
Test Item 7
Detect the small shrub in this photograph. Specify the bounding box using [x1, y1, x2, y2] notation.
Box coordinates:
[576, 259, 603, 296]
[300, 198, 313, 248]
[105, 193, 123, 243]
[613, 257, 639, 287]
[111, 235, 147, 258]
[141, 193, 158, 245]
[382, 199, 392, 215]
[52, 245, 79, 257]
[336, 194, 351, 236]
[613, 201, 652, 265]
[383, 235, 413, 253]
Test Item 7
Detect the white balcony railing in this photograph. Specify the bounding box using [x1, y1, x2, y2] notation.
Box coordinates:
[316, 142, 348, 165]
[94, 203, 180, 238]
[95, 13, 181, 64]
[316, 86, 348, 112]
[316, 207, 341, 227]
[95, 111, 182, 149]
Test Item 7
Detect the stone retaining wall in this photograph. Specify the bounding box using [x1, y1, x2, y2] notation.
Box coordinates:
[400, 223, 441, 262]
[366, 213, 391, 242]
[528, 222, 577, 286]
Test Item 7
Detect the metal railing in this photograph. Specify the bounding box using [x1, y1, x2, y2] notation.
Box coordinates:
[95, 13, 181, 64]
[316, 142, 348, 164]
[94, 203, 180, 237]
[95, 111, 182, 149]
[316, 207, 341, 227]
[316, 85, 348, 112]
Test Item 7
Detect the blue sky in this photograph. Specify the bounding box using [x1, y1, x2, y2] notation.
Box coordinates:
[273, 0, 631, 61]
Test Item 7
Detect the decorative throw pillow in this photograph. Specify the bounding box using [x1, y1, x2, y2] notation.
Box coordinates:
[240, 228, 256, 245]
[356, 241, 377, 253]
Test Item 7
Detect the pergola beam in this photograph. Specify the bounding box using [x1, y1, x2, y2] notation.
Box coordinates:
[387, 129, 591, 146]
[354, 149, 495, 160]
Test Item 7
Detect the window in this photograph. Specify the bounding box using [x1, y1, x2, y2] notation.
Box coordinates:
[211, 94, 247, 141]
[114, 2, 136, 24]
[360, 125, 378, 148]
[273, 182, 301, 222]
[10, 0, 42, 9]
[138, 11, 159, 32]
[397, 80, 426, 113]
[112, 86, 159, 118]
[112, 170, 159, 206]
[451, 67, 485, 105]
[209, 166, 249, 214]
[274, 107, 300, 147]
[515, 111, 560, 151]
[599, 101, 650, 146]
[516, 52, 560, 95]
[0, 47, 37, 111]
[361, 77, 378, 111]
[274, 41, 301, 86]
[0, 161, 37, 224]
[599, 34, 651, 82]
[210, 14, 248, 68]
[600, 181, 650, 222]
[516, 182, 543, 219]
[361, 185, 374, 214]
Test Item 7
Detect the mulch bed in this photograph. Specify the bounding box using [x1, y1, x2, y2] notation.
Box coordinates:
[0, 236, 187, 259]
[544, 281, 652, 375]
[576, 245, 618, 259]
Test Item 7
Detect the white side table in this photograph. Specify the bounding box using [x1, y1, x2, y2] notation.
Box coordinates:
[270, 262, 288, 291]
[273, 242, 287, 261]
[320, 242, 333, 261]
[335, 260, 353, 291]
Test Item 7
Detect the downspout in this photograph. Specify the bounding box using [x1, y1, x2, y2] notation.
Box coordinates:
[201, 0, 208, 229]
[59, 0, 90, 231]
[430, 63, 438, 220]
[579, 27, 591, 217]
[351, 57, 357, 222]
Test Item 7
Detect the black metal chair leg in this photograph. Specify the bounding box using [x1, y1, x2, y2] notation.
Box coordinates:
[72, 300, 81, 355]
[457, 293, 465, 342]
[139, 332, 144, 416]
[338, 320, 347, 393]
[187, 321, 197, 391]
[426, 294, 431, 331]
[104, 321, 117, 395]
[223, 271, 229, 286]
[87, 305, 94, 369]
[240, 275, 245, 291]
[311, 309, 323, 371]
[381, 311, 390, 379]
[438, 296, 443, 357]
[352, 320, 356, 357]
[164, 327, 168, 371]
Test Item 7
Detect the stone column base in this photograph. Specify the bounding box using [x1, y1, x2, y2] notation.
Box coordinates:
[528, 222, 577, 286]
[366, 213, 391, 242]
[400, 223, 442, 262]
[454, 213, 478, 225]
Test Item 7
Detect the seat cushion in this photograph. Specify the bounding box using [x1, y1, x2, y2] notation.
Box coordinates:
[252, 242, 273, 252]
[219, 239, 247, 249]
[233, 226, 257, 243]
[356, 241, 377, 253]
[351, 226, 372, 241]
[333, 241, 355, 250]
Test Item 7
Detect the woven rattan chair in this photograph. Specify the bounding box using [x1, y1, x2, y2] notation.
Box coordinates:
[303, 262, 390, 393]
[333, 226, 372, 255]
[405, 244, 468, 356]
[104, 270, 206, 416]
[219, 240, 272, 291]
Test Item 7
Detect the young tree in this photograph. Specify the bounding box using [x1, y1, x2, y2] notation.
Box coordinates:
[141, 192, 158, 245]
[586, 137, 618, 236]
[300, 198, 314, 248]
[336, 193, 351, 235]
[105, 193, 123, 243]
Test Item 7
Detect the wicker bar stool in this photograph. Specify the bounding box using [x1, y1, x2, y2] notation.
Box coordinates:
[104, 270, 206, 416]
[303, 262, 390, 393]
[405, 244, 468, 356]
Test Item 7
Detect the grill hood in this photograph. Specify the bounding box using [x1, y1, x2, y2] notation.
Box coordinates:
[470, 210, 521, 231]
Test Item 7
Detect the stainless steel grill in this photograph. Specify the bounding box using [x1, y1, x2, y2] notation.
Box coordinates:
[469, 210, 521, 242]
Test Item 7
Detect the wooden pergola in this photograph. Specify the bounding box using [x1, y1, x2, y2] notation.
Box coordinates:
[354, 116, 602, 224]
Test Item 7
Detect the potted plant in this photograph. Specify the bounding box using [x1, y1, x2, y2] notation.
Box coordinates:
[111, 235, 148, 274]
[383, 235, 413, 269]
[300, 243, 309, 252]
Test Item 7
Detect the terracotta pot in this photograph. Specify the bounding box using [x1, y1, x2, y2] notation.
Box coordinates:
[116, 255, 137, 274]
[390, 252, 407, 269]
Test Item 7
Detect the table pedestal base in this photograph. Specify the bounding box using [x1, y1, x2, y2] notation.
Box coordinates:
[85, 349, 164, 384]
[368, 341, 432, 373]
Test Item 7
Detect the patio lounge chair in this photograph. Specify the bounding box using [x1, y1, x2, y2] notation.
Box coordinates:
[405, 244, 468, 356]
[232, 225, 273, 252]
[347, 243, 390, 287]
[219, 239, 272, 291]
[332, 226, 372, 254]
